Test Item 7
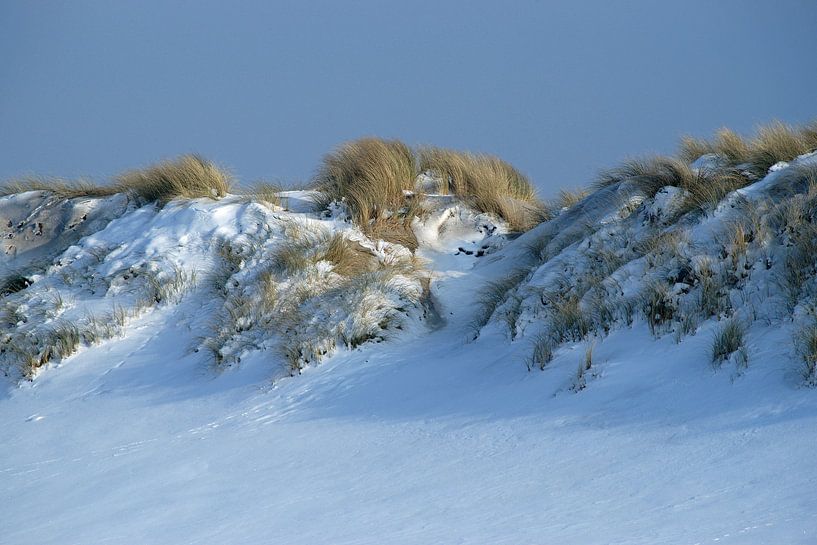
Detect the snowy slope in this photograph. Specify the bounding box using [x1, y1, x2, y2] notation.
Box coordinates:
[2, 157, 817, 544]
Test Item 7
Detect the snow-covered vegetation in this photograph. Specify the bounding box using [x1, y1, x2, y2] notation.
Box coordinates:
[2, 122, 817, 544]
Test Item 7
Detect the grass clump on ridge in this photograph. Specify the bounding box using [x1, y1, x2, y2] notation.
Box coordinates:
[313, 138, 547, 241]
[679, 121, 817, 176]
[115, 154, 232, 204]
[418, 146, 546, 231]
[1, 155, 232, 206]
[314, 138, 421, 249]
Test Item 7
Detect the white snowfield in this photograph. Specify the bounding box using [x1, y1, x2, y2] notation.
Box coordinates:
[2, 157, 817, 544]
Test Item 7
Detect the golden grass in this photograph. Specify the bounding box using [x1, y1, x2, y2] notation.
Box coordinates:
[241, 182, 282, 208]
[678, 136, 717, 164]
[678, 121, 817, 179]
[681, 167, 747, 213]
[0, 177, 118, 198]
[272, 228, 378, 278]
[315, 138, 417, 223]
[745, 121, 814, 177]
[116, 154, 232, 204]
[593, 156, 696, 194]
[549, 188, 589, 214]
[1, 155, 232, 206]
[418, 146, 545, 231]
[314, 138, 420, 247]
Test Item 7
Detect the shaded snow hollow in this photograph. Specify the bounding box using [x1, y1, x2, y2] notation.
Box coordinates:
[2, 156, 817, 544]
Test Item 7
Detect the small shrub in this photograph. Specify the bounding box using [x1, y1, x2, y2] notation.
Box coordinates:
[712, 319, 745, 367]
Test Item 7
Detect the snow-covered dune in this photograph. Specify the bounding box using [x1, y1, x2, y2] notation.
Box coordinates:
[2, 151, 817, 544]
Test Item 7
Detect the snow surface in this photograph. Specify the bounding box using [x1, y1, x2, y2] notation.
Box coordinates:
[2, 161, 817, 543]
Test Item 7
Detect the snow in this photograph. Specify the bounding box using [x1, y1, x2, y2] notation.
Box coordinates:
[2, 162, 817, 543]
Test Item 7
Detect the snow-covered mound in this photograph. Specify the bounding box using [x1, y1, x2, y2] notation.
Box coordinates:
[2, 152, 817, 544]
[0, 189, 512, 381]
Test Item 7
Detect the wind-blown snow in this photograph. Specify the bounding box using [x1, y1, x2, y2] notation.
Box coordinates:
[1, 159, 817, 544]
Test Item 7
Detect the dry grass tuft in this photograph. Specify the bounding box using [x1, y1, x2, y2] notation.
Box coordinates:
[314, 138, 420, 247]
[116, 154, 232, 204]
[272, 229, 378, 278]
[528, 333, 554, 371]
[746, 121, 814, 178]
[678, 121, 817, 178]
[1, 155, 232, 206]
[711, 318, 746, 368]
[0, 177, 118, 199]
[542, 291, 591, 343]
[594, 156, 697, 195]
[241, 182, 282, 208]
[641, 281, 676, 336]
[596, 155, 749, 213]
[681, 167, 747, 214]
[572, 344, 594, 392]
[548, 188, 589, 215]
[418, 147, 545, 231]
[472, 269, 529, 338]
[713, 128, 752, 165]
[315, 138, 416, 218]
[695, 257, 729, 319]
[795, 319, 817, 386]
[678, 135, 716, 164]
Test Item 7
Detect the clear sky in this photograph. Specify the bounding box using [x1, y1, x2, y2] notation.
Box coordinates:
[2, 0, 816, 198]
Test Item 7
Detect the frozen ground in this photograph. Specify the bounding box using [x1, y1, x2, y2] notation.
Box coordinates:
[2, 161, 817, 543]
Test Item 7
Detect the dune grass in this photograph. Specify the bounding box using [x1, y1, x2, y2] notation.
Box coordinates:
[240, 182, 282, 208]
[115, 155, 232, 204]
[1, 155, 232, 206]
[313, 138, 546, 241]
[315, 138, 417, 217]
[712, 318, 746, 368]
[679, 121, 817, 176]
[795, 319, 817, 386]
[418, 146, 545, 231]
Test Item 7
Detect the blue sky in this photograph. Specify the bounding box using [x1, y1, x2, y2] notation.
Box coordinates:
[2, 0, 816, 198]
